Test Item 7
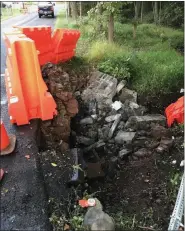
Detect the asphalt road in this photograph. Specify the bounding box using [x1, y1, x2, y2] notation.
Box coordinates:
[0, 5, 62, 230]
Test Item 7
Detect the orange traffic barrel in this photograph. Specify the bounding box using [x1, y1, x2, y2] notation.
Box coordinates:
[0, 120, 16, 156]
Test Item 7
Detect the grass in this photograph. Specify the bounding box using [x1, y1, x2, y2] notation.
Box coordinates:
[1, 8, 22, 21]
[55, 9, 184, 97]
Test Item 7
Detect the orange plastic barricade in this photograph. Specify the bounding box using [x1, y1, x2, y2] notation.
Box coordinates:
[16, 26, 53, 65]
[165, 96, 184, 127]
[4, 33, 57, 125]
[52, 29, 80, 63]
[0, 120, 16, 155]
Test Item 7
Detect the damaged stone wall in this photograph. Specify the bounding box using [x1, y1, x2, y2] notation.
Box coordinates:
[72, 71, 174, 179]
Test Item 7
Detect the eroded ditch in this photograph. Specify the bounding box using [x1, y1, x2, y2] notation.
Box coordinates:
[37, 60, 184, 231]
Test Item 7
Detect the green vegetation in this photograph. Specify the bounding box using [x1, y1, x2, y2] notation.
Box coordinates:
[55, 2, 184, 97]
[1, 8, 22, 21]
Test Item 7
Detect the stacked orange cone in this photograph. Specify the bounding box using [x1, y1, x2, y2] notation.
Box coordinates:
[0, 120, 16, 156]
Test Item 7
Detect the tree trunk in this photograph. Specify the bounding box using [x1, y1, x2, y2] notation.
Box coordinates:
[97, 2, 103, 32]
[68, 2, 71, 17]
[79, 1, 82, 19]
[159, 1, 162, 25]
[70, 2, 78, 22]
[154, 1, 158, 24]
[108, 12, 114, 43]
[133, 24, 137, 39]
[140, 1, 143, 22]
[133, 1, 140, 39]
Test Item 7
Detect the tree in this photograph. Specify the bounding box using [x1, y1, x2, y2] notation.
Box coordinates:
[153, 1, 158, 24]
[133, 1, 141, 39]
[70, 2, 78, 22]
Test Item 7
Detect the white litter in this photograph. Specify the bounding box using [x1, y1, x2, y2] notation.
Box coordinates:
[111, 101, 122, 111]
[180, 89, 184, 93]
[180, 160, 184, 167]
[172, 160, 177, 165]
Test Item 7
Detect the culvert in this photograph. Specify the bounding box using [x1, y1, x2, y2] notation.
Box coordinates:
[36, 61, 181, 231]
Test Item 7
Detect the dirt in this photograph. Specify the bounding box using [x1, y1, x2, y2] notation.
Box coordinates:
[38, 60, 184, 231]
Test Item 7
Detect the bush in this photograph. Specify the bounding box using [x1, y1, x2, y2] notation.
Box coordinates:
[131, 50, 184, 95]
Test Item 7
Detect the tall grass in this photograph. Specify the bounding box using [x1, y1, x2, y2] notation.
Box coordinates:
[55, 12, 184, 96]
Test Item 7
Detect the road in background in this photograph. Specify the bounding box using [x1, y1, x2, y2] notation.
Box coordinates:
[0, 4, 62, 230]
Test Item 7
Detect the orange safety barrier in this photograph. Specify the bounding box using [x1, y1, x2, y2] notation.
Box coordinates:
[15, 26, 53, 65]
[4, 33, 57, 125]
[52, 29, 80, 63]
[0, 120, 16, 155]
[165, 96, 184, 127]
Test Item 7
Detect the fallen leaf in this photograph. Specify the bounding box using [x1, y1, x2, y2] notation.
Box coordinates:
[51, 163, 57, 167]
[64, 223, 70, 231]
[25, 155, 30, 159]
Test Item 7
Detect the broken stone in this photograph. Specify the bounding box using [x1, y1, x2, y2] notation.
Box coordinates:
[133, 148, 152, 157]
[119, 88, 137, 103]
[123, 100, 147, 118]
[116, 80, 127, 93]
[150, 124, 171, 140]
[125, 114, 166, 130]
[115, 131, 136, 144]
[145, 140, 160, 149]
[108, 114, 121, 139]
[82, 71, 117, 106]
[105, 114, 121, 123]
[56, 92, 73, 101]
[77, 136, 95, 146]
[59, 140, 69, 153]
[86, 162, 105, 179]
[156, 137, 173, 153]
[80, 117, 94, 125]
[66, 98, 78, 116]
[91, 114, 98, 120]
[118, 149, 132, 158]
[111, 101, 123, 111]
[132, 137, 148, 149]
[117, 121, 125, 130]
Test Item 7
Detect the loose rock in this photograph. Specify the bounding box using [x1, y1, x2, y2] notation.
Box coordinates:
[125, 114, 166, 130]
[119, 88, 137, 103]
[115, 131, 136, 144]
[119, 149, 132, 158]
[133, 148, 152, 157]
[80, 117, 94, 125]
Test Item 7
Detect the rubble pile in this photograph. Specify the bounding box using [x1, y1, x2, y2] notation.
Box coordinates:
[40, 63, 90, 146]
[71, 71, 174, 178]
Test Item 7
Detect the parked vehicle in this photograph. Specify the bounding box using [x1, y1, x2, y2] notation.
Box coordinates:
[38, 1, 54, 18]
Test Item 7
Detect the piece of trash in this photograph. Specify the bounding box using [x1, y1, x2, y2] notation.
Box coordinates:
[172, 160, 177, 165]
[180, 160, 184, 167]
[0, 169, 4, 181]
[112, 101, 122, 111]
[172, 136, 175, 140]
[144, 179, 150, 183]
[51, 163, 57, 167]
[79, 198, 96, 208]
[180, 89, 184, 93]
[25, 155, 30, 159]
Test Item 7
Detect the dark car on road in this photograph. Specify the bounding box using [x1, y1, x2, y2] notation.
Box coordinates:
[38, 1, 55, 18]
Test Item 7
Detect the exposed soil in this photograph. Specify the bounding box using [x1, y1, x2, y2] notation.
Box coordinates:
[38, 60, 184, 231]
